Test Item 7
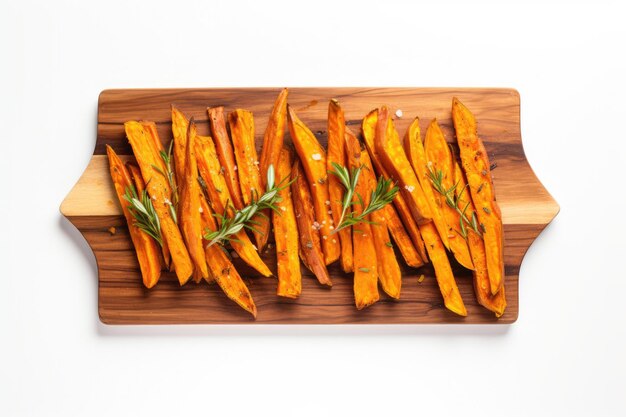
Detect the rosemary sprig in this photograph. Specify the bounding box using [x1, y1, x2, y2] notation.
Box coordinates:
[123, 185, 163, 246]
[151, 140, 178, 223]
[203, 165, 295, 247]
[426, 163, 482, 240]
[329, 163, 399, 234]
[328, 162, 362, 229]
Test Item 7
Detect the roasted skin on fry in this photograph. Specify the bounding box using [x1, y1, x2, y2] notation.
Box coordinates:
[200, 196, 257, 318]
[229, 109, 262, 206]
[419, 222, 467, 316]
[107, 146, 162, 288]
[291, 160, 332, 287]
[425, 119, 474, 270]
[360, 151, 401, 299]
[171, 105, 189, 188]
[228, 109, 264, 248]
[452, 97, 504, 295]
[404, 117, 451, 251]
[179, 121, 209, 282]
[125, 121, 193, 284]
[327, 99, 353, 272]
[273, 148, 302, 298]
[362, 110, 428, 264]
[453, 160, 506, 317]
[194, 134, 272, 277]
[374, 106, 432, 224]
[345, 128, 379, 310]
[126, 162, 171, 273]
[208, 106, 245, 210]
[288, 106, 340, 265]
[257, 88, 289, 251]
[138, 122, 172, 268]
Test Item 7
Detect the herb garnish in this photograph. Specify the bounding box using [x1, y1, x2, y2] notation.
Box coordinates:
[203, 165, 294, 247]
[329, 162, 399, 234]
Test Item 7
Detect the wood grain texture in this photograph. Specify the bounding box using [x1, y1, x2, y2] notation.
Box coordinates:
[60, 88, 559, 324]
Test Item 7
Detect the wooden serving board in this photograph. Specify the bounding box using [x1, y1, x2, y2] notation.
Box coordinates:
[60, 88, 558, 324]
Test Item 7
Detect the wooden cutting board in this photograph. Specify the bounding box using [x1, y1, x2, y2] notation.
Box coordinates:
[60, 87, 559, 324]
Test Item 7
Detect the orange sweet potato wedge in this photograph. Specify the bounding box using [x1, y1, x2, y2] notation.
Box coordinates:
[452, 97, 504, 295]
[424, 119, 474, 270]
[127, 162, 170, 271]
[107, 147, 162, 288]
[171, 105, 189, 188]
[419, 222, 467, 316]
[383, 204, 424, 268]
[374, 106, 432, 224]
[273, 148, 302, 298]
[228, 109, 264, 248]
[453, 160, 506, 317]
[125, 121, 193, 284]
[139, 121, 173, 269]
[291, 160, 332, 287]
[359, 144, 423, 268]
[229, 109, 262, 206]
[344, 128, 379, 310]
[208, 106, 245, 210]
[200, 196, 257, 318]
[288, 106, 341, 265]
[361, 110, 428, 264]
[404, 117, 451, 251]
[327, 99, 353, 273]
[179, 121, 209, 282]
[195, 134, 272, 277]
[257, 88, 289, 251]
[360, 151, 401, 299]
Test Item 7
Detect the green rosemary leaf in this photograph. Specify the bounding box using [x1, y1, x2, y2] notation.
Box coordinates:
[427, 163, 483, 240]
[123, 185, 163, 247]
[329, 164, 398, 234]
[203, 164, 291, 247]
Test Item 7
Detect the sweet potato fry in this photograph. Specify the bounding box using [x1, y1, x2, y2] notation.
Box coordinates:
[383, 204, 424, 268]
[273, 148, 302, 298]
[171, 105, 189, 188]
[208, 106, 245, 210]
[453, 160, 506, 317]
[344, 128, 379, 310]
[361, 110, 428, 263]
[358, 144, 423, 268]
[127, 162, 170, 271]
[107, 146, 162, 288]
[228, 109, 264, 248]
[360, 151, 401, 299]
[419, 222, 467, 316]
[179, 121, 209, 282]
[137, 122, 173, 269]
[424, 119, 474, 270]
[195, 134, 272, 277]
[452, 97, 504, 295]
[374, 106, 432, 224]
[291, 160, 332, 286]
[200, 196, 257, 318]
[404, 117, 451, 251]
[257, 88, 289, 251]
[327, 99, 353, 273]
[228, 109, 262, 206]
[288, 106, 341, 265]
[125, 121, 193, 284]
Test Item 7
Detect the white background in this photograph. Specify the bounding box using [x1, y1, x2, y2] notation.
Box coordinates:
[1, 0, 625, 416]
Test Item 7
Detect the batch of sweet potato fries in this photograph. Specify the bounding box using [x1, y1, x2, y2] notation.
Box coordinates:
[106, 89, 506, 318]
